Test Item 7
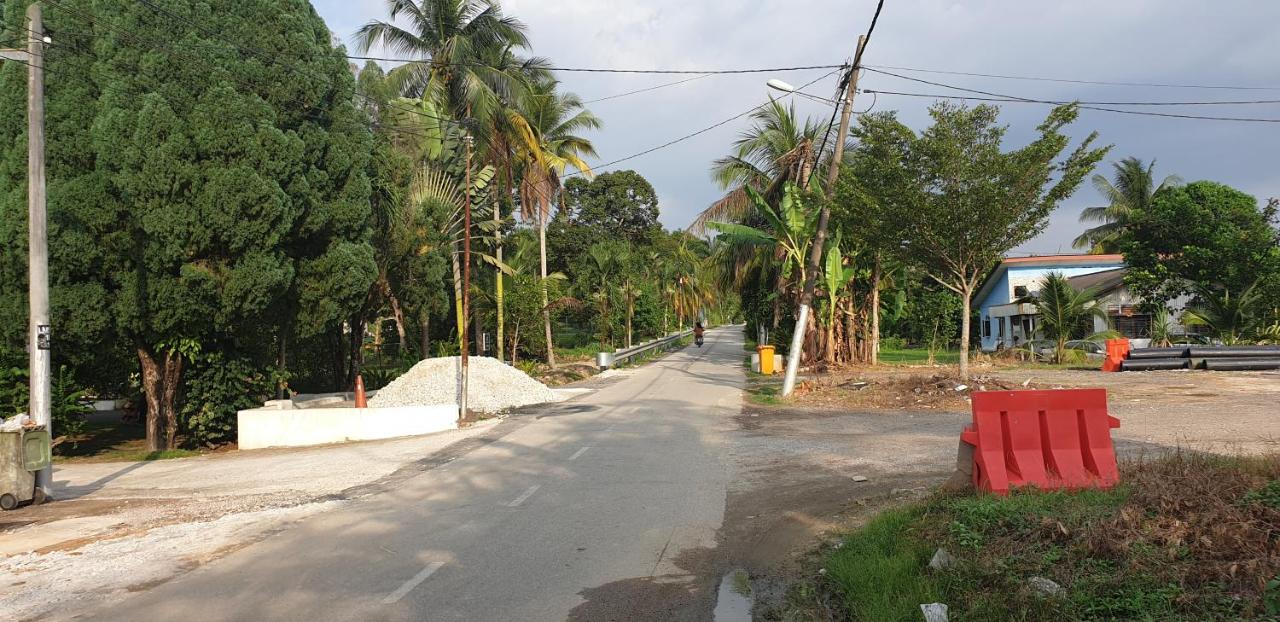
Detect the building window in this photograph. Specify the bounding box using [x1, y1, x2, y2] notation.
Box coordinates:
[983, 317, 991, 338]
[1114, 314, 1152, 339]
[1013, 285, 1029, 298]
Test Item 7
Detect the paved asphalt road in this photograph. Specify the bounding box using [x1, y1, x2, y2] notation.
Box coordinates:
[89, 327, 746, 621]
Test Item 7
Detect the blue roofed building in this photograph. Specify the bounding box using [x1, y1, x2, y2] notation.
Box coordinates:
[974, 254, 1127, 352]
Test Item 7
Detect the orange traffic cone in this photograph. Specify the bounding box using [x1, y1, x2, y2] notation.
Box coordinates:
[354, 374, 368, 408]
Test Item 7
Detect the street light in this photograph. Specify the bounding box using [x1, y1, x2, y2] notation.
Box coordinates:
[767, 78, 838, 106]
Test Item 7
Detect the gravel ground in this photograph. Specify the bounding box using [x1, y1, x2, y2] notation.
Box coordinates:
[370, 356, 558, 412]
[1, 500, 344, 622]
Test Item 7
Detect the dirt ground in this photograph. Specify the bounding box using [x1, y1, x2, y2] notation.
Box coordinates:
[787, 365, 1280, 455]
[722, 364, 1280, 617]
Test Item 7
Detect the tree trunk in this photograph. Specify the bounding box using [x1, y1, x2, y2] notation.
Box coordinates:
[870, 255, 881, 366]
[384, 278, 407, 355]
[348, 317, 364, 387]
[625, 299, 634, 349]
[276, 329, 288, 400]
[959, 284, 972, 381]
[161, 352, 182, 450]
[419, 311, 430, 360]
[137, 347, 163, 452]
[494, 193, 505, 362]
[824, 305, 836, 365]
[136, 346, 183, 452]
[332, 326, 345, 389]
[539, 202, 555, 368]
[844, 297, 856, 363]
[473, 303, 483, 357]
[510, 322, 520, 366]
[451, 244, 464, 353]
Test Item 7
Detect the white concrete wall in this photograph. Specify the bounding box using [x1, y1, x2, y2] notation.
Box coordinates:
[237, 405, 458, 450]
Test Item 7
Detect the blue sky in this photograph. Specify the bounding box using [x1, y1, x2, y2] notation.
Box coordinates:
[313, 0, 1280, 255]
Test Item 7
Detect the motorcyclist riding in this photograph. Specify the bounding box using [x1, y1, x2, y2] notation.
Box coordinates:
[694, 321, 705, 347]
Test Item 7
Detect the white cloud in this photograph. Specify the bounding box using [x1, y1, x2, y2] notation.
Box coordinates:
[315, 0, 1280, 250]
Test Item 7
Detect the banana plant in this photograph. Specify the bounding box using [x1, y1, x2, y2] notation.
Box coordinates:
[822, 230, 856, 364]
[708, 182, 816, 297]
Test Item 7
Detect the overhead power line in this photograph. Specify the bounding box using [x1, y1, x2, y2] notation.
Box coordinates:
[862, 89, 1280, 106]
[583, 73, 712, 104]
[343, 55, 845, 75]
[865, 68, 1280, 123]
[814, 0, 886, 169]
[867, 64, 1280, 91]
[566, 69, 842, 177]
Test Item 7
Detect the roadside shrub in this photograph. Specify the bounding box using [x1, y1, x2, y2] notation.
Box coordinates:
[181, 353, 276, 446]
[2, 348, 90, 452]
[879, 336, 907, 350]
[1243, 479, 1280, 509]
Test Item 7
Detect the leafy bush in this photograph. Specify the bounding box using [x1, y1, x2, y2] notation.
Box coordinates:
[1243, 479, 1280, 509]
[879, 336, 907, 350]
[1, 348, 90, 451]
[181, 353, 276, 446]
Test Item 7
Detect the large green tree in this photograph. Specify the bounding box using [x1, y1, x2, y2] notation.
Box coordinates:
[0, 0, 374, 450]
[559, 170, 660, 247]
[1121, 181, 1280, 310]
[851, 103, 1108, 379]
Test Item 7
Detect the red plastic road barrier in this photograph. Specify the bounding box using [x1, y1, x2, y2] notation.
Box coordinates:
[961, 389, 1121, 495]
[1101, 338, 1130, 372]
[354, 374, 368, 409]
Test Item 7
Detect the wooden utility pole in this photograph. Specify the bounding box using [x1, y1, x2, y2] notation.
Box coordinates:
[780, 35, 865, 397]
[460, 134, 473, 420]
[2, 4, 53, 498]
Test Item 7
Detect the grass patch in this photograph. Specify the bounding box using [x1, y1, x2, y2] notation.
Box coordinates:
[57, 416, 210, 463]
[880, 348, 960, 365]
[804, 453, 1280, 621]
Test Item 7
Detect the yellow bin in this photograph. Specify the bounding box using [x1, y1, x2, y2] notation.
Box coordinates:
[757, 345, 776, 375]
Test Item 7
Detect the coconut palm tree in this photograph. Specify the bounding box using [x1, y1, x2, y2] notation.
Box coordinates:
[1183, 281, 1270, 345]
[691, 99, 833, 232]
[514, 76, 600, 367]
[354, 0, 531, 122]
[1025, 272, 1109, 364]
[708, 183, 816, 300]
[1074, 157, 1181, 253]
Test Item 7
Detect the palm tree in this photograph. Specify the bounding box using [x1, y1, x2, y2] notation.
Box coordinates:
[1026, 272, 1109, 364]
[708, 183, 816, 301]
[354, 0, 531, 121]
[514, 76, 600, 367]
[1074, 157, 1181, 253]
[1183, 281, 1269, 345]
[691, 99, 833, 232]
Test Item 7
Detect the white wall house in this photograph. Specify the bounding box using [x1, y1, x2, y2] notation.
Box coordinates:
[974, 254, 1194, 352]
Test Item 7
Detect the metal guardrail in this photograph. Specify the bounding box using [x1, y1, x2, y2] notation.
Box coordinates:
[596, 330, 694, 369]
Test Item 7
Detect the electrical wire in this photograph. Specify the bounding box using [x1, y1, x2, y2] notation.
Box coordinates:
[562, 69, 842, 178]
[344, 55, 845, 75]
[867, 64, 1280, 91]
[862, 89, 1280, 106]
[814, 0, 886, 167]
[865, 68, 1280, 123]
[583, 73, 712, 104]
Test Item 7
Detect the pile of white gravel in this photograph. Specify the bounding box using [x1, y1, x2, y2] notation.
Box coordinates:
[369, 356, 558, 412]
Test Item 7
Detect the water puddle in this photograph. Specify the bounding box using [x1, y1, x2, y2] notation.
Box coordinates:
[712, 569, 754, 622]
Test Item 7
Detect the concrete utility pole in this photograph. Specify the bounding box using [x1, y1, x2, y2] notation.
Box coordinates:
[780, 35, 865, 397]
[2, 5, 53, 497]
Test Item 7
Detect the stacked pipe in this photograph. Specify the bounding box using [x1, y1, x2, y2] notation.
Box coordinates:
[1116, 344, 1280, 372]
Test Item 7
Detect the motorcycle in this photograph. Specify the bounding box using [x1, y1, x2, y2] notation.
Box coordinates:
[695, 334, 704, 347]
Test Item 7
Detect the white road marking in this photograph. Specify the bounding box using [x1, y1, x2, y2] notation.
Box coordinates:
[568, 447, 590, 461]
[381, 561, 445, 604]
[508, 484, 541, 507]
